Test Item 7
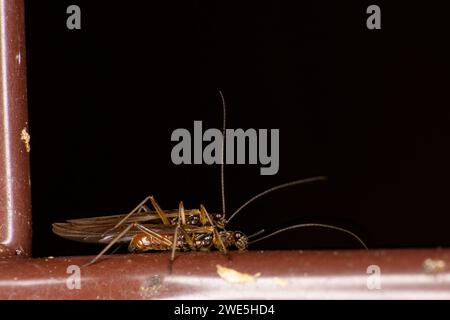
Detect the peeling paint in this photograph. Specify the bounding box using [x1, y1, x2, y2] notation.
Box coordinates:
[20, 127, 30, 152]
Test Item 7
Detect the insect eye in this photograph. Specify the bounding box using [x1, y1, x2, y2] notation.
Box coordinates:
[215, 213, 223, 220]
[234, 232, 242, 239]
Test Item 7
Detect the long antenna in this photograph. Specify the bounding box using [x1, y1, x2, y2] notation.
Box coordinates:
[226, 176, 327, 223]
[249, 223, 368, 249]
[219, 90, 226, 215]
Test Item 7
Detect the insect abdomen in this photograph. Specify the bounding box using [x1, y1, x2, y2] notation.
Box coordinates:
[128, 233, 173, 252]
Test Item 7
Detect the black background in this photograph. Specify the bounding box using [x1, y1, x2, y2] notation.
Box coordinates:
[25, 1, 450, 257]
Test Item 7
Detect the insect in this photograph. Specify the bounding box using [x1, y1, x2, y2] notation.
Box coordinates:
[52, 92, 367, 266]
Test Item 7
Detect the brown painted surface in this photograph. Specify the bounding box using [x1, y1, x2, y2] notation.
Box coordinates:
[0, 0, 31, 257]
[0, 249, 449, 299]
[0, 1, 448, 301]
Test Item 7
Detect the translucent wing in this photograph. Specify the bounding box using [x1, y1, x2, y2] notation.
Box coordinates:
[52, 221, 135, 244]
[64, 208, 201, 226]
[52, 209, 211, 244]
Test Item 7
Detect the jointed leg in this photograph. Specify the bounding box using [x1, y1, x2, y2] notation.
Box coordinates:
[149, 196, 170, 225]
[170, 203, 183, 264]
[113, 196, 153, 229]
[138, 205, 151, 213]
[83, 223, 136, 267]
[179, 201, 186, 225]
[198, 204, 208, 226]
[170, 225, 180, 263]
[134, 224, 172, 246]
[85, 222, 172, 267]
[201, 205, 228, 254]
[169, 202, 197, 268]
[113, 195, 170, 230]
[179, 226, 196, 250]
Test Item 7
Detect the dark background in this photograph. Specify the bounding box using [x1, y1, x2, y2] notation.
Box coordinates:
[25, 1, 450, 257]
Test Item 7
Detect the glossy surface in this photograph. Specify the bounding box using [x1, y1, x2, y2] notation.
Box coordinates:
[0, 0, 31, 257]
[0, 249, 449, 299]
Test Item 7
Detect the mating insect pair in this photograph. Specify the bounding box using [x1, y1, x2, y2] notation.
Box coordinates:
[53, 194, 250, 266]
[52, 91, 367, 266]
[52, 177, 367, 267]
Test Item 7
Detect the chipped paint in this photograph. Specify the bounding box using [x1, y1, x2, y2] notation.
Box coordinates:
[20, 127, 30, 152]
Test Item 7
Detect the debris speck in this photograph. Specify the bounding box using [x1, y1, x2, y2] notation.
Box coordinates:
[422, 258, 446, 274]
[15, 246, 25, 256]
[20, 128, 31, 152]
[140, 275, 163, 296]
[216, 265, 260, 284]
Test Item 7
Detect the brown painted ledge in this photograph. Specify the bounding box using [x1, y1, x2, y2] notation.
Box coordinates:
[0, 249, 449, 300]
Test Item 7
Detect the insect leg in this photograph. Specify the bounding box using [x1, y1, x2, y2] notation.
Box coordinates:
[201, 205, 228, 255]
[179, 201, 186, 225]
[169, 202, 197, 266]
[112, 196, 171, 231]
[175, 201, 195, 248]
[170, 225, 180, 262]
[138, 205, 151, 213]
[198, 204, 208, 226]
[134, 224, 172, 246]
[170, 206, 182, 265]
[83, 223, 136, 267]
[113, 195, 154, 229]
[179, 226, 196, 250]
[149, 196, 171, 225]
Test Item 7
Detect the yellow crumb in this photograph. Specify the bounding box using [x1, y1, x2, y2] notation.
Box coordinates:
[422, 258, 446, 274]
[216, 265, 260, 284]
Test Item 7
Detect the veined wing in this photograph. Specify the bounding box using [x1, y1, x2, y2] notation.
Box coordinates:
[62, 208, 202, 227]
[52, 219, 213, 244]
